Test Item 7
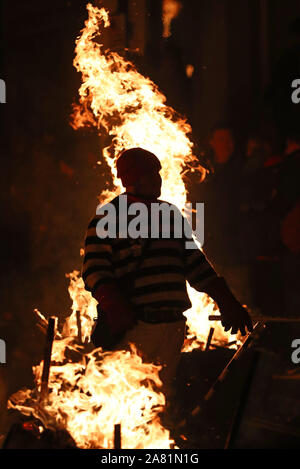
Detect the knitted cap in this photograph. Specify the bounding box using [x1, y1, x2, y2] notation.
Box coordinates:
[116, 148, 161, 187]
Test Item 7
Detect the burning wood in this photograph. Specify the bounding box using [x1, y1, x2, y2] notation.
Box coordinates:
[204, 322, 264, 401]
[205, 327, 215, 351]
[178, 322, 265, 428]
[40, 317, 57, 401]
[76, 311, 82, 344]
[8, 282, 174, 449]
[114, 423, 121, 449]
[2, 419, 77, 449]
[210, 341, 237, 350]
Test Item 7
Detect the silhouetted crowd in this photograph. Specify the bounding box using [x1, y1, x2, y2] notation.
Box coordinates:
[187, 125, 300, 317]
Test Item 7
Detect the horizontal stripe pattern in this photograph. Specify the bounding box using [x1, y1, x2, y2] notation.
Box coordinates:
[82, 196, 217, 311]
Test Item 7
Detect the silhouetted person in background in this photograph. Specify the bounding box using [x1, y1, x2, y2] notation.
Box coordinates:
[264, 18, 300, 136]
[238, 132, 283, 309]
[250, 133, 300, 316]
[274, 134, 300, 315]
[195, 125, 247, 304]
[209, 125, 236, 166]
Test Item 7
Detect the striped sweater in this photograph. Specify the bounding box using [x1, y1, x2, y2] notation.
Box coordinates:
[82, 194, 218, 312]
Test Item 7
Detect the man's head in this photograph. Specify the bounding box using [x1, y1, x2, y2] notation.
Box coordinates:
[209, 125, 235, 164]
[116, 147, 162, 198]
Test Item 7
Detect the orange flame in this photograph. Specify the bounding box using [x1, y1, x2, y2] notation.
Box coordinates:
[71, 3, 237, 351]
[162, 0, 183, 38]
[9, 349, 172, 448]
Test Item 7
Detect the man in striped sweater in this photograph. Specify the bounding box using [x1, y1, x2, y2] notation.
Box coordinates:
[82, 148, 252, 399]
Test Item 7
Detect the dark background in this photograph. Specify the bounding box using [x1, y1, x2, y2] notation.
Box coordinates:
[0, 0, 299, 447]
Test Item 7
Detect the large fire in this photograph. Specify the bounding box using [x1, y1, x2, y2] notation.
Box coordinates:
[8, 3, 238, 449]
[9, 271, 177, 449]
[70, 2, 236, 351]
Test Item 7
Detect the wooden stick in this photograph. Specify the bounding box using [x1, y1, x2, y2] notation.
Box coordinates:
[209, 314, 300, 323]
[178, 322, 265, 427]
[114, 423, 121, 449]
[209, 315, 222, 321]
[40, 316, 57, 400]
[203, 323, 264, 402]
[224, 351, 260, 448]
[76, 311, 82, 343]
[205, 327, 214, 351]
[210, 340, 237, 350]
[227, 341, 237, 346]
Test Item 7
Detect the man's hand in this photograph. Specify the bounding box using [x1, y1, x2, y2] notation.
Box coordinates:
[94, 282, 136, 335]
[203, 276, 253, 336]
[219, 297, 253, 336]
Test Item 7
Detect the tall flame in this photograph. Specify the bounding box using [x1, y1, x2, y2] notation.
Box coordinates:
[71, 3, 236, 350]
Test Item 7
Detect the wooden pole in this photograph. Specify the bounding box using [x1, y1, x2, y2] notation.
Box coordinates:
[114, 424, 121, 449]
[76, 311, 82, 343]
[203, 322, 264, 403]
[224, 351, 261, 448]
[40, 316, 57, 400]
[205, 327, 214, 351]
[178, 322, 265, 427]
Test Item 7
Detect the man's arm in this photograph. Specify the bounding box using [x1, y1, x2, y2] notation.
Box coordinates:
[184, 239, 253, 336]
